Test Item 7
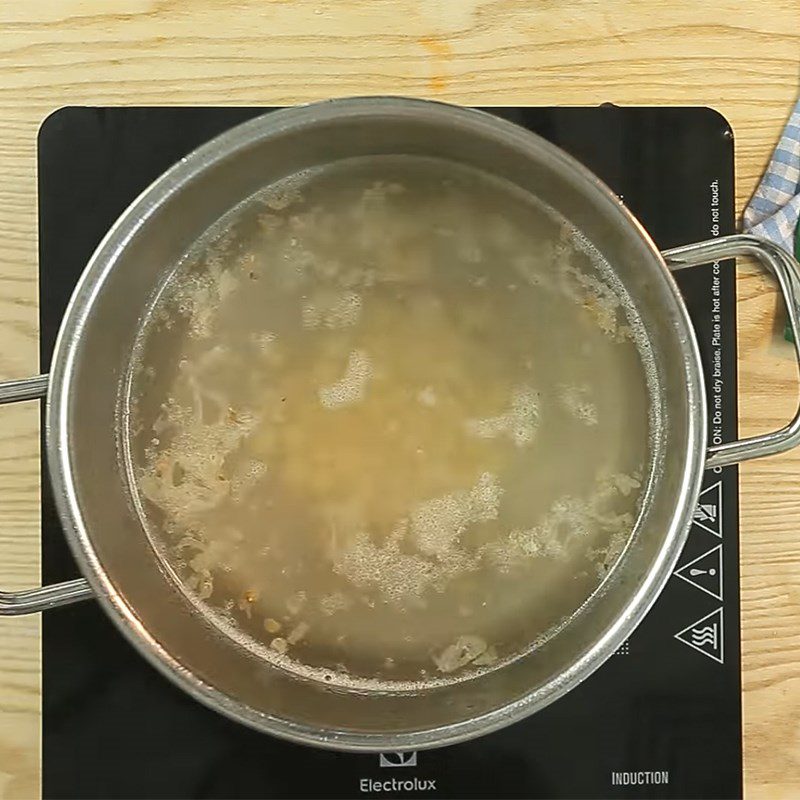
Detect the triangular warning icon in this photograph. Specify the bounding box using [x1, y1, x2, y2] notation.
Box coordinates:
[674, 544, 723, 601]
[675, 607, 724, 664]
[692, 480, 722, 537]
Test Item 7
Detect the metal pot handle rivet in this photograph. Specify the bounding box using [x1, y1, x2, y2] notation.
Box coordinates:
[663, 233, 800, 469]
[0, 373, 93, 615]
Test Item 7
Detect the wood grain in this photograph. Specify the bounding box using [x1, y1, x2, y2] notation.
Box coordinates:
[0, 1, 797, 796]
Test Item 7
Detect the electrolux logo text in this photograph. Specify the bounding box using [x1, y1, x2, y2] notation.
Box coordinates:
[361, 753, 436, 794]
[360, 777, 437, 793]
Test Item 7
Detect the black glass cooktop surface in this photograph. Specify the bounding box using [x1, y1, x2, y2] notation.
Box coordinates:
[38, 105, 740, 800]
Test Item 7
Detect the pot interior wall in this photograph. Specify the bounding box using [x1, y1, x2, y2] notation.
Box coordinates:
[50, 100, 704, 748]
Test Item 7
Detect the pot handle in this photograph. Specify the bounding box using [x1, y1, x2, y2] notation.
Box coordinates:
[662, 233, 800, 469]
[0, 373, 93, 615]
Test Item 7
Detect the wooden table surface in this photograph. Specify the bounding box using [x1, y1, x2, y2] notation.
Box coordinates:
[0, 1, 798, 797]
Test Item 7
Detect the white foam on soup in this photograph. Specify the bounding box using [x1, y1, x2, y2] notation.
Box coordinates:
[124, 155, 660, 692]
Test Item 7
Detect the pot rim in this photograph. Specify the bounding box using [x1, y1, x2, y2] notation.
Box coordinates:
[44, 96, 707, 751]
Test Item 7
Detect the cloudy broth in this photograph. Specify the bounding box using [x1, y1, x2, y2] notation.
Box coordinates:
[125, 156, 655, 689]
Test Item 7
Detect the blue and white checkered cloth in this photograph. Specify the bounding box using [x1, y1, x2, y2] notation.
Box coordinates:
[743, 99, 800, 252]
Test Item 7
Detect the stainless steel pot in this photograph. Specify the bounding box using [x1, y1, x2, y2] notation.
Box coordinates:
[2, 98, 799, 751]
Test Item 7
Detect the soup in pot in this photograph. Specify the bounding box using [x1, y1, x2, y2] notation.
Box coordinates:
[124, 156, 657, 689]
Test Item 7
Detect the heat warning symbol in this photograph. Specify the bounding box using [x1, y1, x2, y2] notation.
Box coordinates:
[693, 481, 722, 537]
[674, 544, 723, 601]
[675, 607, 724, 664]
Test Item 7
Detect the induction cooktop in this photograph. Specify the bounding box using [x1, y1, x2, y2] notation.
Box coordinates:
[38, 105, 740, 800]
